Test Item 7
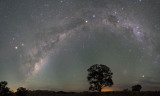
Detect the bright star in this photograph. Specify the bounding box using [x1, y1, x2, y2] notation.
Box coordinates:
[14, 46, 18, 50]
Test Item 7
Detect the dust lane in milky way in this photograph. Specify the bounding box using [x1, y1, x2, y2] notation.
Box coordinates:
[0, 0, 160, 91]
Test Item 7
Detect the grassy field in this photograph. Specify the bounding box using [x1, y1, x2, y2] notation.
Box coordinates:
[25, 91, 160, 96]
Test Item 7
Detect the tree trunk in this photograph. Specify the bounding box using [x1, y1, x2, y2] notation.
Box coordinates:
[98, 88, 102, 93]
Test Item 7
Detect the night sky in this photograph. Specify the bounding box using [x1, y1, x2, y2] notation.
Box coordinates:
[0, 0, 160, 92]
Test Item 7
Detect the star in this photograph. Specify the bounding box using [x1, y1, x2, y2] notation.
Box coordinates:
[139, 0, 142, 2]
[14, 46, 18, 50]
[21, 43, 24, 46]
[114, 11, 117, 15]
[92, 14, 96, 18]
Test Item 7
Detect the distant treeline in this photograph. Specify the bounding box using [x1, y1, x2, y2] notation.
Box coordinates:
[26, 90, 76, 96]
[0, 80, 160, 96]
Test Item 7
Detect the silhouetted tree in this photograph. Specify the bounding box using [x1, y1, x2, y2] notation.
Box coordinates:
[132, 84, 142, 91]
[16, 87, 28, 96]
[87, 64, 113, 92]
[123, 88, 129, 92]
[0, 81, 13, 96]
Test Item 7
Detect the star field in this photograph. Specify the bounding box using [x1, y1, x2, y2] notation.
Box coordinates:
[0, 0, 160, 91]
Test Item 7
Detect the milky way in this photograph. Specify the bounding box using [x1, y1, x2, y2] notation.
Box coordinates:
[0, 0, 160, 91]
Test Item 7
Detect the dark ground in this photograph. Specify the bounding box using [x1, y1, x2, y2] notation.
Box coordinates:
[24, 91, 160, 96]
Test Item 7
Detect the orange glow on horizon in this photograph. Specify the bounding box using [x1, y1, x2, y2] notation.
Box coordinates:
[12, 89, 17, 93]
[102, 88, 114, 92]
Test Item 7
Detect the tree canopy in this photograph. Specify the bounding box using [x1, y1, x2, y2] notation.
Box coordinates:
[87, 64, 113, 92]
[0, 81, 13, 96]
[132, 84, 142, 91]
[16, 87, 28, 96]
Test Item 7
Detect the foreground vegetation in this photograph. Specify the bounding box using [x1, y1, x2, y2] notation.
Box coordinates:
[0, 65, 159, 96]
[1, 80, 160, 96]
[20, 91, 160, 96]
